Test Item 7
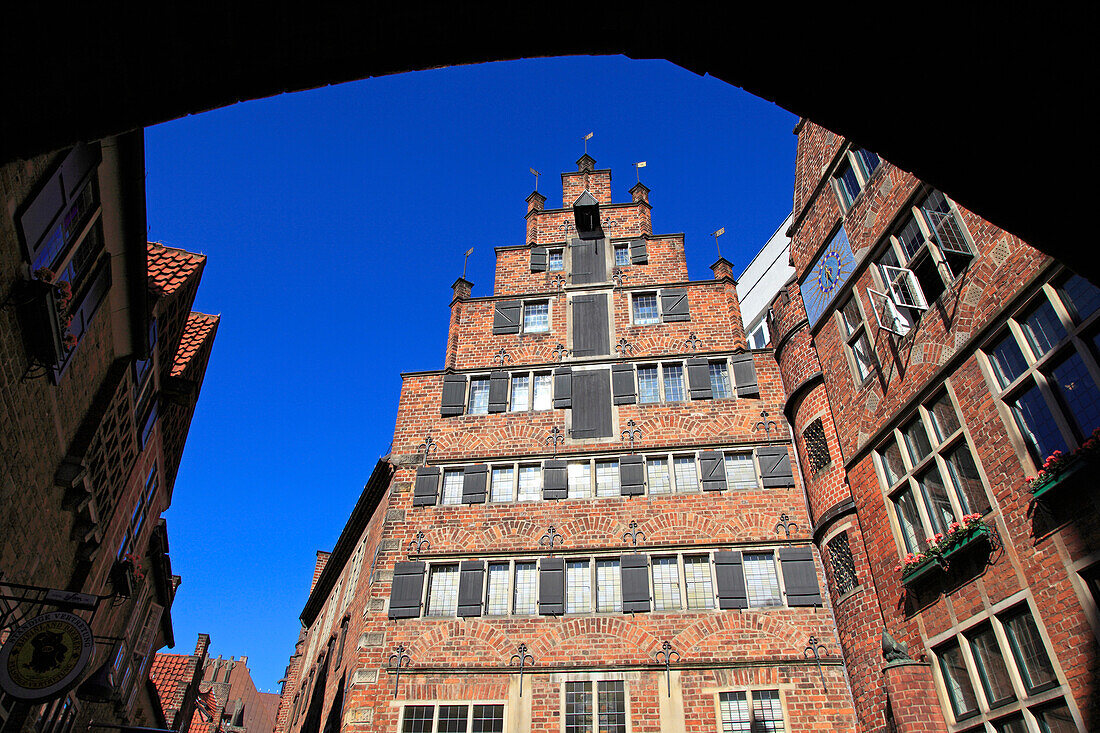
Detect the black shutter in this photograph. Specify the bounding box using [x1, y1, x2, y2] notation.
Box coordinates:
[457, 561, 485, 616]
[539, 558, 565, 615]
[412, 467, 440, 507]
[572, 293, 610, 357]
[611, 364, 636, 405]
[570, 239, 606, 284]
[388, 561, 426, 619]
[493, 300, 521, 334]
[660, 288, 690, 322]
[698, 451, 727, 492]
[779, 548, 822, 607]
[620, 555, 650, 612]
[462, 464, 488, 504]
[630, 238, 648, 265]
[441, 374, 468, 417]
[571, 369, 612, 438]
[687, 358, 712, 400]
[553, 367, 572, 408]
[488, 371, 510, 413]
[543, 459, 567, 500]
[756, 446, 794, 488]
[66, 258, 111, 339]
[530, 247, 548, 273]
[619, 455, 645, 496]
[730, 353, 760, 397]
[714, 552, 747, 610]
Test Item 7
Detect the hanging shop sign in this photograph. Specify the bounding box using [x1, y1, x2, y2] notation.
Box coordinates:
[0, 611, 95, 702]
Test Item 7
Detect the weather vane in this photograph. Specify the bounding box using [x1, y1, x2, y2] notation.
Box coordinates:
[712, 227, 725, 258]
[583, 132, 594, 155]
[530, 167, 541, 192]
[634, 161, 646, 183]
[462, 248, 474, 280]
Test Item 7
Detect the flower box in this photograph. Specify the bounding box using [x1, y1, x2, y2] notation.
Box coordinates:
[1030, 456, 1090, 501]
[900, 517, 991, 586]
[15, 278, 67, 366]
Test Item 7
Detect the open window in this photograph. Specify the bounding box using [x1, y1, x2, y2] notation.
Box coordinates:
[868, 288, 912, 337]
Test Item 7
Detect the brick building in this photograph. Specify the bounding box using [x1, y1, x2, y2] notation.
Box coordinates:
[771, 120, 1098, 731]
[192, 652, 280, 733]
[150, 634, 213, 732]
[273, 157, 858, 732]
[0, 135, 218, 733]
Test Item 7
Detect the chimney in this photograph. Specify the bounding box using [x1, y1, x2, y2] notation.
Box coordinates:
[526, 190, 546, 215]
[629, 182, 650, 205]
[710, 257, 736, 282]
[195, 633, 211, 659]
[451, 278, 473, 302]
[309, 551, 330, 595]
[576, 154, 596, 172]
[239, 656, 247, 667]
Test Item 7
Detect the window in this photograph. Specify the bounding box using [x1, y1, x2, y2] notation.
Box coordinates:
[490, 467, 514, 502]
[718, 690, 785, 733]
[673, 456, 699, 492]
[468, 377, 489, 415]
[983, 274, 1100, 466]
[517, 465, 541, 501]
[831, 147, 881, 211]
[876, 388, 990, 555]
[486, 563, 510, 616]
[747, 320, 770, 350]
[854, 148, 881, 180]
[441, 469, 464, 505]
[709, 362, 732, 398]
[426, 565, 459, 617]
[568, 461, 592, 499]
[632, 293, 659, 325]
[513, 562, 537, 615]
[647, 458, 672, 494]
[723, 453, 757, 490]
[802, 418, 831, 474]
[825, 532, 858, 597]
[743, 553, 782, 607]
[595, 460, 620, 497]
[652, 557, 681, 611]
[596, 560, 622, 612]
[509, 371, 553, 412]
[614, 244, 631, 267]
[565, 681, 626, 733]
[119, 466, 158, 558]
[566, 560, 592, 613]
[523, 301, 549, 333]
[549, 248, 564, 272]
[932, 604, 1066, 727]
[683, 556, 714, 609]
[872, 189, 974, 325]
[663, 364, 685, 401]
[400, 704, 504, 733]
[638, 366, 660, 403]
[837, 294, 876, 381]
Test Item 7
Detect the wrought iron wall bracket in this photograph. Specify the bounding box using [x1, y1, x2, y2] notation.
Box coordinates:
[545, 426, 565, 457]
[621, 420, 641, 453]
[654, 641, 680, 697]
[417, 435, 437, 458]
[387, 645, 412, 699]
[755, 410, 778, 440]
[509, 644, 535, 697]
[539, 525, 564, 553]
[623, 521, 645, 547]
[407, 532, 430, 556]
[775, 513, 797, 539]
[803, 636, 828, 691]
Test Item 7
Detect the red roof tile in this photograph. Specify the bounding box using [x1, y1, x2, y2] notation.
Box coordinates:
[149, 653, 192, 712]
[171, 312, 220, 378]
[148, 242, 206, 298]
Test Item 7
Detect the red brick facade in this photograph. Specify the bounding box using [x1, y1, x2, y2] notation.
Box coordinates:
[774, 120, 1098, 731]
[275, 159, 858, 732]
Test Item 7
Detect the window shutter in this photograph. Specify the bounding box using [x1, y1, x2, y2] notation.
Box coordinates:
[441, 374, 468, 417]
[530, 247, 548, 273]
[493, 300, 521, 334]
[698, 451, 727, 491]
[572, 293, 610, 357]
[488, 371, 510, 413]
[619, 455, 645, 496]
[19, 143, 101, 266]
[629, 238, 648, 265]
[571, 369, 613, 438]
[611, 364, 636, 405]
[570, 238, 606, 284]
[542, 459, 567, 500]
[756, 446, 794, 488]
[779, 548, 821, 606]
[660, 288, 690, 322]
[687, 358, 712, 399]
[538, 558, 565, 615]
[65, 259, 111, 339]
[553, 367, 572, 409]
[462, 464, 488, 504]
[457, 561, 485, 616]
[412, 467, 440, 507]
[714, 552, 747, 610]
[388, 561, 426, 619]
[620, 554, 650, 612]
[730, 353, 759, 397]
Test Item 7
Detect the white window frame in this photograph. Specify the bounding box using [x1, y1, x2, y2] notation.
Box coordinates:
[830, 146, 881, 212]
[836, 293, 878, 381]
[868, 288, 912, 337]
[631, 292, 660, 326]
[715, 688, 788, 732]
[562, 679, 629, 733]
[548, 248, 565, 272]
[522, 299, 550, 333]
[397, 702, 507, 732]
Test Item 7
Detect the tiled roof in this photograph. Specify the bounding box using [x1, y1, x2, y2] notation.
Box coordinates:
[148, 242, 206, 298]
[149, 653, 192, 713]
[171, 312, 220, 378]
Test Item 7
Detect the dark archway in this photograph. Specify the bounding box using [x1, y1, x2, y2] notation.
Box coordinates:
[2, 6, 1088, 278]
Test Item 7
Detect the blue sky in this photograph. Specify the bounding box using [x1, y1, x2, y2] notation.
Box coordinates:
[145, 55, 798, 690]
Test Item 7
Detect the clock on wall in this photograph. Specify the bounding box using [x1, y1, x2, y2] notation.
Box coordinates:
[800, 226, 855, 327]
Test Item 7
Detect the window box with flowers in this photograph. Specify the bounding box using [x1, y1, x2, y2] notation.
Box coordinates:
[897, 514, 991, 586]
[1027, 429, 1100, 503]
[15, 268, 76, 368]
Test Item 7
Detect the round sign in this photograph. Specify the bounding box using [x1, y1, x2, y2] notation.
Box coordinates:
[0, 611, 94, 701]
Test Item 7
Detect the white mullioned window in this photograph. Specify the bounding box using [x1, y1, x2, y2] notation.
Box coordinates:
[743, 553, 781, 608]
[718, 690, 785, 733]
[596, 559, 622, 612]
[663, 363, 685, 401]
[468, 377, 490, 414]
[441, 469, 464, 505]
[568, 461, 591, 499]
[485, 563, 510, 616]
[426, 565, 460, 617]
[490, 466, 514, 502]
[632, 293, 659, 325]
[510, 374, 530, 411]
[673, 456, 699, 492]
[517, 465, 541, 501]
[566, 560, 592, 613]
[709, 361, 732, 398]
[647, 458, 672, 494]
[533, 373, 552, 410]
[513, 562, 537, 615]
[523, 301, 550, 332]
[723, 453, 757, 490]
[683, 556, 714, 609]
[652, 557, 681, 611]
[595, 460, 620, 497]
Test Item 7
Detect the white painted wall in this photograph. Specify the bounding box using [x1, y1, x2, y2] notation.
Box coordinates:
[737, 212, 795, 346]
